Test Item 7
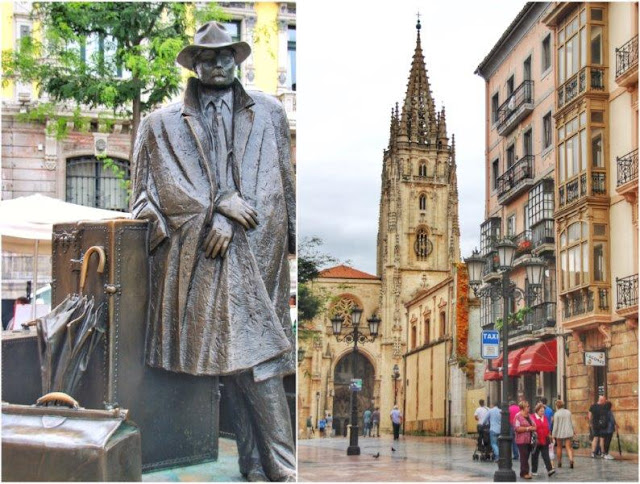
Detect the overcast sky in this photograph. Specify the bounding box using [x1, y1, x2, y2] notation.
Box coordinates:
[296, 0, 525, 275]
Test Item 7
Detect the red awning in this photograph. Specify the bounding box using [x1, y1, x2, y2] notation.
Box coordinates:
[518, 339, 557, 373]
[484, 365, 501, 381]
[493, 347, 528, 376]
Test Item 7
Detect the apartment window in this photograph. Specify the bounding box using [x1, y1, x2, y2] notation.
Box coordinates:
[507, 214, 516, 236]
[557, 113, 587, 183]
[524, 56, 532, 81]
[542, 34, 551, 72]
[507, 145, 515, 168]
[591, 130, 603, 167]
[66, 156, 130, 211]
[480, 218, 501, 255]
[528, 179, 554, 226]
[78, 33, 125, 78]
[222, 20, 241, 41]
[559, 221, 589, 290]
[491, 93, 499, 124]
[593, 243, 606, 281]
[543, 112, 552, 149]
[419, 194, 426, 210]
[523, 129, 533, 156]
[524, 203, 530, 232]
[507, 76, 515, 97]
[419, 163, 427, 177]
[591, 26, 603, 65]
[492, 159, 499, 190]
[287, 25, 296, 90]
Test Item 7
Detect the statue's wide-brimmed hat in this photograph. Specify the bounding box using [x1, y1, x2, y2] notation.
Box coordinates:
[177, 21, 251, 70]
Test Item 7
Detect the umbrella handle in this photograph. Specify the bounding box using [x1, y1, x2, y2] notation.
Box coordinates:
[80, 246, 106, 294]
[36, 392, 80, 409]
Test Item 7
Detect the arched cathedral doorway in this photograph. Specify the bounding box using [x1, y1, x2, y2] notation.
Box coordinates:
[332, 352, 375, 436]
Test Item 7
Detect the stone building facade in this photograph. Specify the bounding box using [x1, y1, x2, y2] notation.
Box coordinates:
[298, 20, 482, 439]
[475, 1, 559, 412]
[543, 1, 638, 451]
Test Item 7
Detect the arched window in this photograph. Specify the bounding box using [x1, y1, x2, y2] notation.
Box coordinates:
[419, 194, 426, 210]
[411, 325, 417, 349]
[414, 227, 433, 260]
[66, 156, 130, 211]
[440, 311, 446, 338]
[419, 163, 427, 177]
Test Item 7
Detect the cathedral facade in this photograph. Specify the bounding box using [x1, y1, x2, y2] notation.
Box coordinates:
[298, 20, 481, 438]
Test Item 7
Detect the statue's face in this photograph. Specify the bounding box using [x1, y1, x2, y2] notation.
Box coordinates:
[194, 48, 236, 88]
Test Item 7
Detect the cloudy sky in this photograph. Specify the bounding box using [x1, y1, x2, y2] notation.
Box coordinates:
[296, 0, 525, 274]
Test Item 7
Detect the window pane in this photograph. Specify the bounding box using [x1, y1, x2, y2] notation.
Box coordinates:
[559, 28, 565, 44]
[567, 36, 578, 77]
[580, 111, 587, 126]
[593, 243, 605, 281]
[559, 143, 565, 181]
[561, 251, 567, 290]
[582, 242, 589, 283]
[591, 26, 602, 65]
[591, 8, 603, 21]
[568, 222, 581, 242]
[580, 28, 586, 68]
[566, 136, 575, 177]
[559, 46, 565, 83]
[580, 130, 587, 172]
[591, 111, 604, 123]
[568, 246, 579, 287]
[592, 129, 603, 168]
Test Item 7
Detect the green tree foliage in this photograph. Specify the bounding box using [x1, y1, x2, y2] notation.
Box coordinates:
[2, 2, 227, 150]
[297, 237, 338, 326]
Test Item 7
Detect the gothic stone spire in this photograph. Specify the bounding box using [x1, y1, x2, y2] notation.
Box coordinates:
[398, 18, 437, 145]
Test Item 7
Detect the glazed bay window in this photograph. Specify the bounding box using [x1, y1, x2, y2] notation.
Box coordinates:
[529, 179, 554, 226]
[556, 4, 606, 108]
[559, 221, 589, 291]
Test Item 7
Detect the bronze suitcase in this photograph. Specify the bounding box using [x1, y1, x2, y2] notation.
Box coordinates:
[50, 219, 219, 471]
[2, 393, 141, 481]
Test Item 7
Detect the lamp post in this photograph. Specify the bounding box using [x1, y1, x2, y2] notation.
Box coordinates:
[316, 391, 320, 430]
[465, 239, 545, 482]
[392, 364, 400, 405]
[331, 307, 380, 456]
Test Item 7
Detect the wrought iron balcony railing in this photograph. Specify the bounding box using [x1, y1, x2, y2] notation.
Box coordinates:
[617, 274, 638, 310]
[558, 172, 607, 208]
[558, 66, 606, 109]
[497, 80, 534, 135]
[617, 148, 638, 187]
[562, 290, 595, 320]
[524, 302, 557, 331]
[616, 35, 638, 79]
[513, 230, 533, 256]
[497, 155, 535, 200]
[531, 219, 554, 248]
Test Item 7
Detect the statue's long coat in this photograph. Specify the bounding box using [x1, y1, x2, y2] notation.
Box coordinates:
[131, 78, 295, 381]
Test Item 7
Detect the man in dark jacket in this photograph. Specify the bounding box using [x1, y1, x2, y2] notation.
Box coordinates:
[132, 22, 295, 481]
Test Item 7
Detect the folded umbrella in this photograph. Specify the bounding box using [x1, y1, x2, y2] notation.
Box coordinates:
[35, 246, 107, 397]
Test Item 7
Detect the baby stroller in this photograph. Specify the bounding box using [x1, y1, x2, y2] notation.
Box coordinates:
[472, 423, 494, 462]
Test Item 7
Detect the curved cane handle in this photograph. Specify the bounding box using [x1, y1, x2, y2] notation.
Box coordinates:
[36, 392, 80, 409]
[79, 246, 106, 294]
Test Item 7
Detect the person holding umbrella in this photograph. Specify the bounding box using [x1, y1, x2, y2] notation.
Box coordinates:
[602, 401, 619, 460]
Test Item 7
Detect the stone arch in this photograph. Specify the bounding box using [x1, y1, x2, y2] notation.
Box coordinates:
[330, 348, 376, 436]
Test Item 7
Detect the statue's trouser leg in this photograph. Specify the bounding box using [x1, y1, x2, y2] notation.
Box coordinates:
[227, 371, 296, 481]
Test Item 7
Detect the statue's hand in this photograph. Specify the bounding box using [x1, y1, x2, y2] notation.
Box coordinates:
[216, 191, 258, 229]
[204, 213, 234, 259]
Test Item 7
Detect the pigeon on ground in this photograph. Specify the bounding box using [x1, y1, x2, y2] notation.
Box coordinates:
[372, 452, 380, 458]
[391, 447, 396, 452]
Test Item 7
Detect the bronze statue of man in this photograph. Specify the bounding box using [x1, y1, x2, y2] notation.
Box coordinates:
[131, 22, 296, 481]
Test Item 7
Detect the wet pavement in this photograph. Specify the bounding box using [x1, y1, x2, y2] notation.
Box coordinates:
[298, 435, 639, 482]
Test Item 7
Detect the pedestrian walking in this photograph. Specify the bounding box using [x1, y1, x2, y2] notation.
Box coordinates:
[541, 397, 554, 432]
[531, 403, 555, 477]
[514, 400, 535, 479]
[363, 408, 372, 437]
[589, 395, 607, 458]
[552, 399, 575, 469]
[509, 398, 520, 460]
[481, 401, 502, 462]
[318, 417, 327, 438]
[602, 401, 618, 460]
[390, 405, 403, 441]
[306, 415, 314, 439]
[372, 407, 381, 437]
[326, 413, 333, 437]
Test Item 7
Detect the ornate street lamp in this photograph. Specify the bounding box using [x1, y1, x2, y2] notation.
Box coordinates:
[465, 240, 546, 482]
[332, 306, 379, 456]
[391, 363, 400, 405]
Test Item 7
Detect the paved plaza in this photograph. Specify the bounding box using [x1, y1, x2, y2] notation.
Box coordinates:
[299, 435, 639, 482]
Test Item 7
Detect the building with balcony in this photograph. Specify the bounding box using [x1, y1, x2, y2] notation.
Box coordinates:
[475, 2, 559, 407]
[543, 1, 638, 451]
[1, 2, 296, 305]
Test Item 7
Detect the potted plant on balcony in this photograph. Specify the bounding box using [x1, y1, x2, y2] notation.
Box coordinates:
[517, 239, 532, 254]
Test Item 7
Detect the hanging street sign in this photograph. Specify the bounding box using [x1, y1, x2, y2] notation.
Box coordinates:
[350, 379, 363, 392]
[481, 330, 500, 359]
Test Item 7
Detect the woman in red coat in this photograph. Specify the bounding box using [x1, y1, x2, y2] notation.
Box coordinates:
[532, 402, 556, 476]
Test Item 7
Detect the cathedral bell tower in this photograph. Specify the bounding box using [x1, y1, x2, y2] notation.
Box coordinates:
[376, 18, 460, 428]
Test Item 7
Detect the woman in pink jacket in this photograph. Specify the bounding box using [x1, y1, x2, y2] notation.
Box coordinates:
[531, 402, 556, 476]
[514, 401, 536, 479]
